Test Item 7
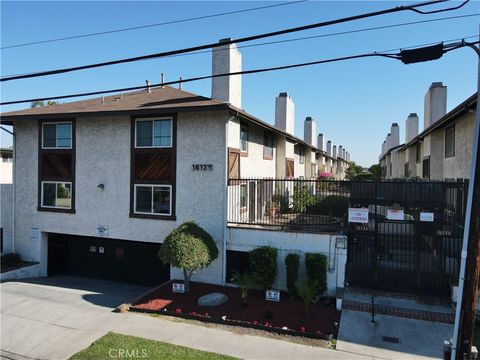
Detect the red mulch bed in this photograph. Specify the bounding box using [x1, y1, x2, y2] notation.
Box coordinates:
[132, 281, 340, 337]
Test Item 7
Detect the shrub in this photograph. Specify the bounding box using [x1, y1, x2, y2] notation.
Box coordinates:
[285, 253, 300, 298]
[272, 194, 289, 213]
[305, 253, 328, 296]
[249, 246, 278, 290]
[295, 280, 318, 313]
[292, 185, 315, 213]
[306, 195, 349, 218]
[158, 221, 218, 292]
[231, 270, 254, 305]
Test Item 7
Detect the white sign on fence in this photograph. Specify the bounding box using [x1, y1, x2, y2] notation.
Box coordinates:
[265, 290, 280, 302]
[348, 208, 369, 224]
[172, 283, 185, 293]
[420, 212, 434, 222]
[387, 209, 404, 221]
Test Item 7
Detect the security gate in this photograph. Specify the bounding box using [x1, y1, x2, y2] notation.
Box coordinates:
[346, 181, 468, 296]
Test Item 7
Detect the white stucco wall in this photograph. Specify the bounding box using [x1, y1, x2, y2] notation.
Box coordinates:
[0, 161, 13, 184]
[293, 145, 305, 178]
[227, 227, 347, 297]
[1, 263, 42, 281]
[13, 110, 229, 285]
[239, 122, 276, 178]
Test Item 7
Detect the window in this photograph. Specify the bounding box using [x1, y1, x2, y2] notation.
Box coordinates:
[41, 181, 72, 209]
[240, 125, 248, 153]
[423, 156, 430, 179]
[286, 159, 294, 178]
[135, 118, 172, 148]
[240, 184, 247, 208]
[42, 122, 72, 149]
[311, 164, 316, 178]
[263, 131, 274, 159]
[445, 125, 455, 158]
[228, 148, 240, 179]
[404, 162, 409, 178]
[134, 185, 172, 215]
[416, 143, 421, 163]
[299, 147, 305, 164]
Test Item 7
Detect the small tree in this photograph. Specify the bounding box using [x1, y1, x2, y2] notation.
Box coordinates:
[295, 280, 318, 313]
[158, 221, 218, 292]
[292, 185, 315, 213]
[231, 270, 254, 305]
[285, 253, 300, 298]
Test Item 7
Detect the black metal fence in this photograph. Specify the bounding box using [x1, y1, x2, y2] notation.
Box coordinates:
[228, 178, 469, 295]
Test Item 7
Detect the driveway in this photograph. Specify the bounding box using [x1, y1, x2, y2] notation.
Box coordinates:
[1, 276, 149, 360]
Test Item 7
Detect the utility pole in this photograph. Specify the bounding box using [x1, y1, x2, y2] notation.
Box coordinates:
[451, 41, 480, 360]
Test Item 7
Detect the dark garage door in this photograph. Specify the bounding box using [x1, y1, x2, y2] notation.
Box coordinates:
[48, 233, 170, 286]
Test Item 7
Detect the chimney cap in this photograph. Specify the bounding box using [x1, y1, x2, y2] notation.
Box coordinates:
[219, 38, 232, 44]
[305, 116, 314, 121]
[319, 133, 323, 136]
[327, 140, 331, 143]
[392, 123, 399, 127]
[278, 92, 289, 97]
[408, 113, 418, 117]
[387, 133, 391, 136]
[430, 81, 444, 88]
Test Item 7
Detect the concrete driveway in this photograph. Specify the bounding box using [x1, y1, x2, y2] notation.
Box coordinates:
[1, 276, 149, 360]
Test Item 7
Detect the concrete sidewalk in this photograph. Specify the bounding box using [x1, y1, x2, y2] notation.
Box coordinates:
[2, 277, 373, 360]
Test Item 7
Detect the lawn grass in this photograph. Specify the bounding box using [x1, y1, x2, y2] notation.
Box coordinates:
[70, 332, 238, 360]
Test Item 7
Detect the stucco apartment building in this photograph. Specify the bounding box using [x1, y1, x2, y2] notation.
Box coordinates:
[379, 82, 477, 181]
[0, 40, 351, 295]
[0, 148, 13, 253]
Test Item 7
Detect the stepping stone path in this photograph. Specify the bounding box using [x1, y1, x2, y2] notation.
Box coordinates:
[198, 292, 228, 307]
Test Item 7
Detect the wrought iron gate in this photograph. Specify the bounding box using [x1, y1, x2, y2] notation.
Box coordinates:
[346, 180, 468, 296]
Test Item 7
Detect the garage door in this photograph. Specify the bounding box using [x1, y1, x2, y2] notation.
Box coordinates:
[48, 233, 170, 286]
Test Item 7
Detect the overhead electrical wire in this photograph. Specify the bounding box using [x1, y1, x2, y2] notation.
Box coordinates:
[4, 13, 477, 79]
[0, 0, 307, 50]
[1, 38, 477, 106]
[0, 0, 469, 82]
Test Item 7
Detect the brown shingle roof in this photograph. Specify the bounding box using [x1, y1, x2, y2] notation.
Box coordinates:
[0, 86, 226, 123]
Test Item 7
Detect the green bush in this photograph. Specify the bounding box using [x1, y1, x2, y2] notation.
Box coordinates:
[285, 253, 300, 298]
[292, 185, 315, 213]
[305, 253, 328, 296]
[306, 195, 349, 218]
[159, 221, 218, 292]
[272, 194, 289, 213]
[249, 246, 278, 290]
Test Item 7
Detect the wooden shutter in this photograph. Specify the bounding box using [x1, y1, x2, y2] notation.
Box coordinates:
[286, 159, 294, 178]
[228, 148, 240, 179]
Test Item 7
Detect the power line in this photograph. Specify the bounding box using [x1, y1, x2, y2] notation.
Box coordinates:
[1, 38, 477, 106]
[4, 13, 476, 79]
[0, 0, 468, 82]
[0, 1, 306, 50]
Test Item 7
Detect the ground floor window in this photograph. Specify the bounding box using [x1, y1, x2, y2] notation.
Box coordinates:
[41, 181, 72, 209]
[134, 184, 172, 215]
[226, 250, 249, 283]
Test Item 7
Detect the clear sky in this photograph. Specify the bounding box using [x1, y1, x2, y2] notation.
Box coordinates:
[1, 1, 478, 166]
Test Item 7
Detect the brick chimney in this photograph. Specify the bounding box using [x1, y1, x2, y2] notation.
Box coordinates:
[211, 38, 242, 108]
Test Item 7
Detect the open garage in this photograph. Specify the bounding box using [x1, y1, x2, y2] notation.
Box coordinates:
[47, 233, 170, 286]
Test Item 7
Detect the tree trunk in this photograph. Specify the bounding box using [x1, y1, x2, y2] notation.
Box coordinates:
[183, 269, 194, 292]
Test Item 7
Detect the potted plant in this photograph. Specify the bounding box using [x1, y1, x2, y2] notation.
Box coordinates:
[266, 200, 279, 217]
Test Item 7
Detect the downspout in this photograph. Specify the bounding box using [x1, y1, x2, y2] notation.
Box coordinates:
[223, 113, 236, 285]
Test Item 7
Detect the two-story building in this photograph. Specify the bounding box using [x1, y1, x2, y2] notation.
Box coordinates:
[379, 82, 476, 181]
[1, 39, 352, 297]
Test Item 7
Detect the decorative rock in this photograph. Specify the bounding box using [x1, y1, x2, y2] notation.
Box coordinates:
[115, 303, 130, 313]
[197, 292, 228, 307]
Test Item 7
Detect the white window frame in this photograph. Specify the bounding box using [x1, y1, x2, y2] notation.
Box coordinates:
[133, 184, 172, 216]
[41, 122, 73, 150]
[134, 118, 173, 149]
[41, 181, 72, 209]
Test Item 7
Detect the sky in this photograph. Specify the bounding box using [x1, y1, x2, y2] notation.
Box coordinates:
[0, 1, 478, 166]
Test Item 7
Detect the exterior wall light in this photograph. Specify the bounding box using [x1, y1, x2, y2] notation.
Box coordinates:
[97, 184, 105, 192]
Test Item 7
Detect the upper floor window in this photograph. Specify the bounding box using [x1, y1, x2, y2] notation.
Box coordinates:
[263, 131, 274, 159]
[134, 184, 172, 216]
[41, 181, 72, 209]
[42, 122, 72, 149]
[445, 125, 455, 158]
[240, 125, 248, 153]
[416, 143, 421, 163]
[299, 147, 305, 164]
[135, 118, 172, 148]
